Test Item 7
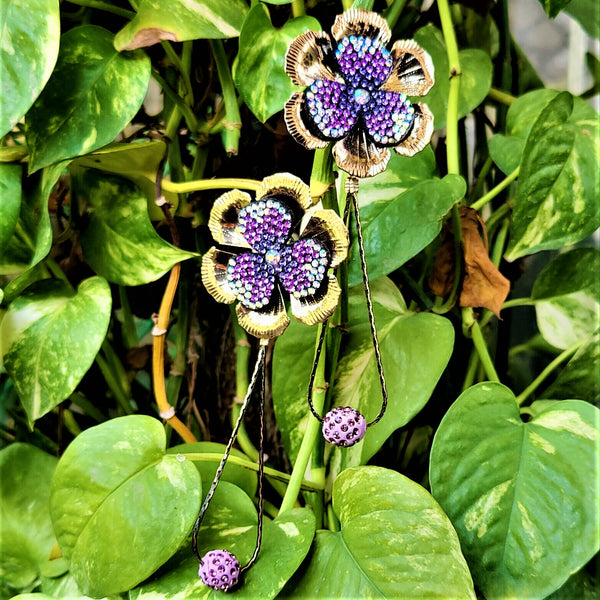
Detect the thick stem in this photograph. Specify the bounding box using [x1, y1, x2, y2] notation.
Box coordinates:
[291, 0, 306, 17]
[385, 0, 408, 28]
[462, 308, 500, 383]
[160, 178, 261, 194]
[487, 87, 517, 106]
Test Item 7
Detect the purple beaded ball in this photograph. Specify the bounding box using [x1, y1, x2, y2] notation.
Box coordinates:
[198, 549, 240, 592]
[322, 406, 367, 447]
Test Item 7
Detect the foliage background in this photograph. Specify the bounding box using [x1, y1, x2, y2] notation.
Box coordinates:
[0, 0, 599, 599]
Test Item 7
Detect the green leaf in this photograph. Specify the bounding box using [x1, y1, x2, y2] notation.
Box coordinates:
[26, 25, 150, 173]
[0, 277, 111, 424]
[328, 278, 454, 478]
[0, 163, 22, 250]
[0, 162, 65, 278]
[50, 415, 201, 597]
[348, 170, 465, 287]
[565, 0, 600, 39]
[0, 444, 63, 594]
[41, 571, 121, 600]
[531, 247, 600, 349]
[233, 5, 320, 122]
[272, 279, 454, 468]
[430, 383, 600, 599]
[542, 332, 600, 403]
[114, 0, 249, 50]
[413, 26, 493, 130]
[281, 466, 475, 599]
[537, 0, 573, 18]
[72, 141, 178, 220]
[0, 0, 60, 138]
[504, 92, 600, 260]
[131, 483, 316, 600]
[75, 170, 197, 285]
[168, 442, 257, 499]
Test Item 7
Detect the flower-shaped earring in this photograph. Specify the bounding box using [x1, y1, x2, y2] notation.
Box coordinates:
[194, 173, 348, 591]
[284, 9, 435, 447]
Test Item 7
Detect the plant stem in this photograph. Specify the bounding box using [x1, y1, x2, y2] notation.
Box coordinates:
[515, 342, 582, 405]
[291, 0, 306, 17]
[210, 40, 242, 155]
[180, 454, 323, 491]
[278, 323, 328, 515]
[118, 286, 137, 349]
[471, 166, 519, 212]
[461, 349, 480, 391]
[487, 87, 517, 106]
[161, 41, 194, 104]
[152, 70, 198, 135]
[95, 353, 133, 415]
[63, 0, 135, 18]
[437, 0, 461, 176]
[462, 308, 500, 382]
[160, 178, 262, 194]
[502, 297, 536, 310]
[385, 0, 408, 28]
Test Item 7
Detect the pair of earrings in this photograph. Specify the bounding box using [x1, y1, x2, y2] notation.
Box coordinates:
[193, 9, 435, 592]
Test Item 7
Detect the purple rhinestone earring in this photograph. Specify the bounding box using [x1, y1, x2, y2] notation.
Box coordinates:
[195, 173, 348, 590]
[284, 9, 435, 447]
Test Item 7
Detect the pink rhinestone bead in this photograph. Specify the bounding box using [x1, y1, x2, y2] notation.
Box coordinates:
[198, 549, 240, 592]
[322, 406, 367, 447]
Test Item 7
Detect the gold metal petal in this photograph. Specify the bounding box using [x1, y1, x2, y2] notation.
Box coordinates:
[236, 290, 290, 339]
[201, 247, 236, 305]
[285, 30, 341, 86]
[331, 9, 391, 46]
[208, 189, 252, 248]
[394, 102, 434, 157]
[291, 275, 341, 326]
[381, 40, 435, 96]
[332, 128, 390, 179]
[284, 92, 330, 151]
[302, 209, 349, 269]
[256, 172, 312, 212]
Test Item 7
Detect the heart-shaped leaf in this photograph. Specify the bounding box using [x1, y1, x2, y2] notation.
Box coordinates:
[233, 4, 321, 122]
[26, 25, 150, 173]
[272, 278, 454, 468]
[328, 278, 454, 479]
[430, 382, 600, 599]
[75, 170, 198, 285]
[114, 0, 249, 51]
[131, 482, 316, 599]
[168, 442, 257, 499]
[0, 277, 111, 424]
[0, 0, 60, 138]
[50, 415, 201, 597]
[542, 332, 600, 403]
[0, 444, 63, 595]
[281, 466, 475, 599]
[531, 247, 600, 349]
[504, 92, 600, 261]
[72, 141, 177, 219]
[348, 171, 465, 287]
[413, 25, 493, 130]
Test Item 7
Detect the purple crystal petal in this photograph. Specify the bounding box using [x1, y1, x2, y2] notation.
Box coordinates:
[238, 198, 294, 253]
[226, 252, 276, 310]
[277, 239, 329, 298]
[334, 36, 393, 90]
[304, 79, 357, 140]
[362, 90, 416, 147]
[199, 549, 240, 592]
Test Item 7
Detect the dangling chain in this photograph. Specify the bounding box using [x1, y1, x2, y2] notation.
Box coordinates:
[192, 341, 267, 567]
[306, 177, 388, 428]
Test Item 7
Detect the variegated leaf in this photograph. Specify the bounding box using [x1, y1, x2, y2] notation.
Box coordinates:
[0, 0, 60, 137]
[430, 383, 600, 599]
[114, 0, 248, 50]
[26, 25, 150, 172]
[0, 277, 111, 424]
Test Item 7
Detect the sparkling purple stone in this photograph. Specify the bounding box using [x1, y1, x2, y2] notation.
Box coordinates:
[278, 239, 329, 297]
[199, 549, 240, 592]
[322, 407, 367, 447]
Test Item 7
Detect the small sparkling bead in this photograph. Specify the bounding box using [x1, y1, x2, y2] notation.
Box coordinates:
[199, 549, 240, 592]
[322, 407, 367, 447]
[354, 88, 370, 105]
